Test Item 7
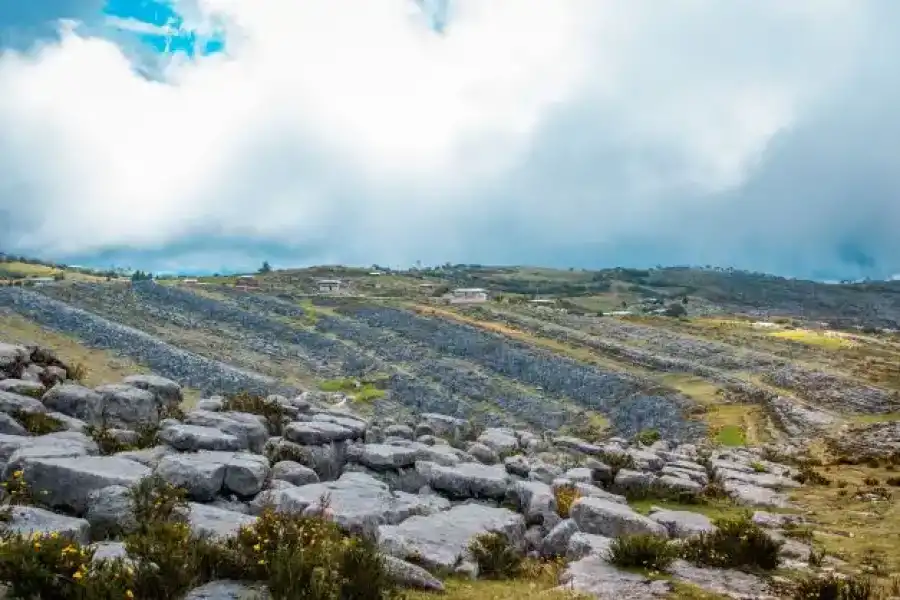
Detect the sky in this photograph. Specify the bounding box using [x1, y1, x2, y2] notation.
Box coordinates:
[0, 0, 898, 279]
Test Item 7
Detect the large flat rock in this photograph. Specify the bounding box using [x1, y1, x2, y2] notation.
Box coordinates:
[378, 503, 526, 572]
[21, 455, 151, 513]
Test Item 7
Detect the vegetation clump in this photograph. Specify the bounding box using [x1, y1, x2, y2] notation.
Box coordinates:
[681, 513, 783, 571]
[792, 572, 876, 600]
[11, 409, 65, 435]
[607, 534, 679, 571]
[222, 391, 288, 435]
[469, 532, 525, 580]
[554, 484, 580, 519]
[0, 474, 399, 600]
[635, 429, 661, 446]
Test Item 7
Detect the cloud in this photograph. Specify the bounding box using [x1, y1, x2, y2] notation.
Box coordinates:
[0, 0, 898, 278]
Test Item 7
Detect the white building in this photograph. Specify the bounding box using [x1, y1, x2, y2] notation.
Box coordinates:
[317, 279, 344, 293]
[448, 287, 488, 304]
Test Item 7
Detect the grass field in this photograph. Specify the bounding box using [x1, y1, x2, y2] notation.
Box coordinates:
[0, 262, 105, 282]
[770, 328, 857, 350]
[0, 311, 148, 387]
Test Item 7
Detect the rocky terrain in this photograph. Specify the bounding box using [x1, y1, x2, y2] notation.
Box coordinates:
[2, 340, 900, 599]
[0, 264, 899, 598]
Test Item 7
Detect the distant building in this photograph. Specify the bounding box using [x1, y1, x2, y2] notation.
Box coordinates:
[448, 287, 488, 304]
[181, 278, 199, 286]
[317, 279, 344, 293]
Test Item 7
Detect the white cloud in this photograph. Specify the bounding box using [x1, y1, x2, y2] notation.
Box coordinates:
[0, 0, 896, 277]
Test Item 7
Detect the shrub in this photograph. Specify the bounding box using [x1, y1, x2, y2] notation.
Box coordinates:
[750, 461, 768, 473]
[607, 534, 678, 571]
[128, 475, 189, 527]
[469, 531, 524, 580]
[598, 451, 636, 482]
[11, 410, 65, 435]
[86, 424, 137, 455]
[554, 484, 580, 519]
[792, 573, 875, 600]
[0, 531, 96, 599]
[223, 392, 288, 435]
[793, 465, 831, 486]
[863, 477, 880, 486]
[0, 469, 37, 516]
[635, 429, 661, 446]
[681, 513, 783, 571]
[885, 476, 900, 487]
[67, 362, 88, 382]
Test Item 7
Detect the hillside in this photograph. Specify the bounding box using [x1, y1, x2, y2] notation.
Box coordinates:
[1, 264, 899, 598]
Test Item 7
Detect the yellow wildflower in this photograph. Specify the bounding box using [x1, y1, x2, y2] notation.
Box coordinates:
[73, 571, 83, 580]
[126, 591, 134, 599]
[253, 543, 261, 551]
[12, 470, 23, 478]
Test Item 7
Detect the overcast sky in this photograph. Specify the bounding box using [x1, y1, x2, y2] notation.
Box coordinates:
[0, 0, 898, 279]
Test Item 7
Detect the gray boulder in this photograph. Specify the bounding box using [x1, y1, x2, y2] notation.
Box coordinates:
[0, 379, 45, 398]
[20, 455, 150, 513]
[477, 428, 519, 455]
[382, 555, 445, 591]
[271, 461, 319, 486]
[185, 411, 268, 454]
[416, 461, 510, 500]
[284, 421, 356, 445]
[189, 503, 258, 540]
[571, 497, 668, 538]
[467, 442, 500, 465]
[0, 390, 47, 415]
[566, 532, 614, 561]
[86, 485, 137, 537]
[92, 384, 159, 428]
[183, 581, 270, 600]
[1, 505, 90, 545]
[350, 444, 418, 470]
[648, 508, 715, 538]
[159, 423, 244, 452]
[0, 413, 27, 436]
[541, 518, 579, 558]
[122, 374, 183, 409]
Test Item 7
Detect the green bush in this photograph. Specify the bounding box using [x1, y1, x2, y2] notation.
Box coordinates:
[607, 534, 678, 571]
[11, 410, 65, 435]
[793, 465, 831, 486]
[792, 573, 875, 600]
[681, 513, 783, 571]
[0, 530, 97, 599]
[635, 429, 661, 446]
[222, 392, 288, 435]
[469, 531, 524, 580]
[598, 450, 636, 483]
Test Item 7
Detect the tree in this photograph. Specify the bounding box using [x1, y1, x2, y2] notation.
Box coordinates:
[259, 261, 272, 274]
[664, 302, 687, 318]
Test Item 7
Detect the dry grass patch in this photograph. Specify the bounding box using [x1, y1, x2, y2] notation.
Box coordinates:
[406, 560, 590, 600]
[791, 462, 900, 573]
[0, 313, 148, 387]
